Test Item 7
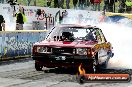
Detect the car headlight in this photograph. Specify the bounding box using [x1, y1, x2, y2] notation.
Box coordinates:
[37, 47, 47, 53]
[76, 48, 87, 55]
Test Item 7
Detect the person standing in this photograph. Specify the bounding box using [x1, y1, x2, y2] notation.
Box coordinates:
[79, 0, 86, 9]
[93, 0, 101, 11]
[125, 0, 132, 13]
[47, 0, 52, 7]
[66, 0, 70, 9]
[0, 0, 4, 3]
[73, 0, 78, 8]
[86, 0, 91, 7]
[103, 0, 115, 12]
[103, 0, 109, 12]
[118, 0, 126, 13]
[0, 15, 5, 31]
[90, 0, 94, 10]
[58, 0, 64, 8]
[54, 0, 59, 8]
[108, 0, 115, 12]
[16, 7, 26, 30]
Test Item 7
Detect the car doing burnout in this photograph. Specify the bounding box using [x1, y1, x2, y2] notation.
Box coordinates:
[32, 24, 114, 72]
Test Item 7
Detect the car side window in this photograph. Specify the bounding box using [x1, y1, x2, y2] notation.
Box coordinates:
[95, 29, 105, 43]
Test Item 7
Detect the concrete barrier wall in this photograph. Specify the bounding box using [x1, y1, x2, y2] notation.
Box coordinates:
[0, 30, 47, 60]
[106, 12, 132, 19]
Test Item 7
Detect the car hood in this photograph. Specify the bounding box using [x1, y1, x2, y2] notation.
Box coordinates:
[34, 40, 97, 48]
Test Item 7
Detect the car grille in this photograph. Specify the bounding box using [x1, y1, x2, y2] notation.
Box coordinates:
[52, 48, 74, 54]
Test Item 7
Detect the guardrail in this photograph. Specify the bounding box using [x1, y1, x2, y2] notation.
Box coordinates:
[106, 12, 132, 19]
[0, 30, 47, 61]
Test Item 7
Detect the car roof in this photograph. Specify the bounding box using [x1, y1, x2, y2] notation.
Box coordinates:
[57, 24, 99, 29]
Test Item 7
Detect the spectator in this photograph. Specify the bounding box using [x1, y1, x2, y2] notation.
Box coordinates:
[15, 6, 27, 30]
[78, 0, 86, 9]
[0, 15, 5, 31]
[90, 0, 94, 4]
[103, 0, 108, 12]
[58, 0, 64, 8]
[0, 0, 4, 3]
[41, 10, 46, 18]
[47, 0, 52, 7]
[125, 0, 132, 13]
[66, 0, 70, 9]
[73, 0, 78, 9]
[7, 0, 17, 5]
[118, 0, 126, 13]
[86, 0, 91, 7]
[54, 0, 59, 8]
[103, 0, 115, 12]
[93, 0, 101, 11]
[90, 0, 94, 10]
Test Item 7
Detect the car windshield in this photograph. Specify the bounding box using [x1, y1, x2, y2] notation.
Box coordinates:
[46, 26, 105, 42]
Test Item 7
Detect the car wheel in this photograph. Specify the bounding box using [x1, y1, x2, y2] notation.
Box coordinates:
[35, 62, 43, 71]
[84, 61, 97, 73]
[77, 75, 86, 84]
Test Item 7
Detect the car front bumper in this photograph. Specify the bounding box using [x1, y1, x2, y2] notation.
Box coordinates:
[32, 53, 94, 68]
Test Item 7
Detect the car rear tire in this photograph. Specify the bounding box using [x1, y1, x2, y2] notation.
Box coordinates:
[77, 75, 86, 84]
[82, 61, 97, 73]
[35, 62, 43, 71]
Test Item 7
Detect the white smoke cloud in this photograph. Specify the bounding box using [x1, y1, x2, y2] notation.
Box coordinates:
[61, 10, 101, 26]
[99, 23, 132, 69]
[62, 10, 132, 69]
